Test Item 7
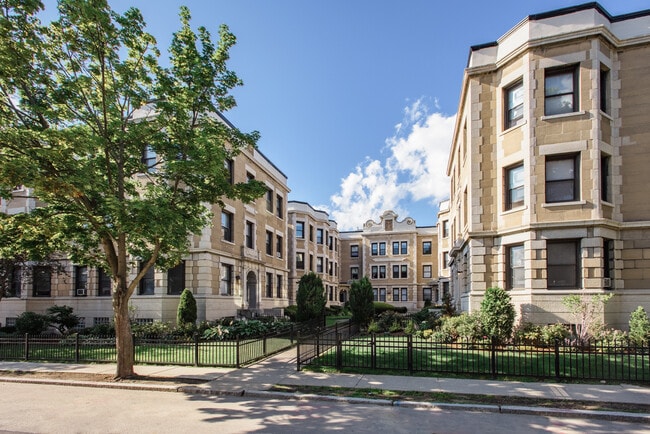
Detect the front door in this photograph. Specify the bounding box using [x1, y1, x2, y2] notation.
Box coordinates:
[246, 271, 257, 310]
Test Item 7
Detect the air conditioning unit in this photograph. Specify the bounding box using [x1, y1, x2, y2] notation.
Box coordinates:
[603, 277, 612, 288]
[76, 288, 87, 296]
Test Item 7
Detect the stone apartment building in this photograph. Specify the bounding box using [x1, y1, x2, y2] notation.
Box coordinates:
[286, 201, 340, 305]
[442, 3, 650, 329]
[0, 112, 290, 327]
[338, 210, 439, 310]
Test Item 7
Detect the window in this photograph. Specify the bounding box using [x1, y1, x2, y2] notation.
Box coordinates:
[505, 80, 524, 129]
[316, 229, 323, 244]
[546, 154, 579, 203]
[265, 231, 273, 255]
[379, 288, 386, 302]
[507, 245, 524, 290]
[401, 241, 408, 255]
[604, 239, 614, 288]
[379, 242, 386, 256]
[8, 267, 21, 298]
[221, 211, 233, 242]
[317, 257, 324, 273]
[74, 266, 88, 296]
[167, 261, 185, 295]
[505, 163, 524, 210]
[423, 287, 432, 302]
[544, 66, 578, 116]
[372, 288, 378, 301]
[401, 265, 408, 279]
[276, 235, 283, 258]
[142, 145, 157, 172]
[350, 245, 359, 257]
[547, 240, 580, 289]
[422, 241, 432, 255]
[371, 266, 378, 279]
[296, 221, 305, 239]
[33, 267, 51, 297]
[138, 262, 154, 295]
[220, 264, 233, 295]
[392, 242, 399, 255]
[442, 252, 449, 269]
[224, 159, 233, 184]
[266, 272, 273, 298]
[379, 265, 386, 279]
[600, 67, 610, 114]
[276, 194, 283, 218]
[371, 243, 378, 256]
[296, 252, 305, 270]
[392, 288, 399, 301]
[276, 274, 283, 298]
[309, 254, 314, 271]
[423, 265, 432, 279]
[401, 288, 408, 301]
[350, 267, 359, 280]
[94, 317, 110, 326]
[328, 236, 333, 250]
[392, 265, 399, 279]
[245, 221, 254, 249]
[98, 268, 111, 297]
[266, 189, 273, 212]
[601, 154, 611, 203]
[442, 220, 449, 238]
[246, 171, 255, 182]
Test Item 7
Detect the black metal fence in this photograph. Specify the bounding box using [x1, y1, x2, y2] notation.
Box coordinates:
[0, 324, 306, 368]
[299, 332, 650, 383]
[296, 319, 360, 370]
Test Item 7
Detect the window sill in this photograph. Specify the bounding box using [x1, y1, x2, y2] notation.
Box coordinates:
[599, 110, 613, 121]
[601, 200, 614, 208]
[501, 205, 527, 216]
[541, 111, 587, 121]
[542, 200, 586, 208]
[500, 120, 527, 136]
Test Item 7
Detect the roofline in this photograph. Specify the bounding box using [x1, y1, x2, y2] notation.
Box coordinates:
[215, 111, 288, 179]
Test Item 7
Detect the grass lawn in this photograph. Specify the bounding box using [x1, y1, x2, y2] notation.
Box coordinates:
[326, 316, 352, 327]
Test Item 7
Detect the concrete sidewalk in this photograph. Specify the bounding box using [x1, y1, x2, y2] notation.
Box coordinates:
[1, 348, 650, 422]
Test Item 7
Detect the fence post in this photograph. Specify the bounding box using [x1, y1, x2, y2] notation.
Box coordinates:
[236, 337, 241, 368]
[371, 333, 376, 370]
[336, 333, 342, 370]
[407, 334, 413, 373]
[296, 332, 301, 371]
[194, 333, 199, 367]
[263, 334, 268, 356]
[290, 324, 295, 345]
[491, 336, 497, 379]
[554, 339, 561, 381]
[24, 333, 29, 361]
[75, 333, 80, 363]
[132, 333, 136, 365]
[316, 330, 320, 357]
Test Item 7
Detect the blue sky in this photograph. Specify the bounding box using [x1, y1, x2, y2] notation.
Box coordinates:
[43, 1, 650, 230]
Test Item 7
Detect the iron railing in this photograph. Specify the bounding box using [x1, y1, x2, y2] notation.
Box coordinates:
[298, 332, 650, 383]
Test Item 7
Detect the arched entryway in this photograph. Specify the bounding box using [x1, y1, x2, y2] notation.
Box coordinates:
[246, 271, 258, 310]
[339, 290, 348, 303]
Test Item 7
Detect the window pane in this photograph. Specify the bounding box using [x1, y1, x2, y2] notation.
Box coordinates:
[546, 180, 575, 202]
[545, 94, 574, 115]
[545, 72, 573, 96]
[546, 159, 575, 181]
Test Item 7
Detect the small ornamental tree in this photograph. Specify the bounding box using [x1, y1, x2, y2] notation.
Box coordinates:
[562, 293, 613, 342]
[480, 287, 515, 344]
[177, 289, 197, 327]
[629, 306, 650, 346]
[296, 273, 326, 322]
[349, 276, 374, 327]
[46, 305, 80, 334]
[15, 311, 49, 335]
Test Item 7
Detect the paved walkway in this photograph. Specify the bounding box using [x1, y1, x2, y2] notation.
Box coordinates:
[1, 349, 649, 422]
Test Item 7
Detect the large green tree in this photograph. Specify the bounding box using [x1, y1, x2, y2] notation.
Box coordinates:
[296, 272, 326, 323]
[0, 0, 265, 378]
[349, 276, 374, 327]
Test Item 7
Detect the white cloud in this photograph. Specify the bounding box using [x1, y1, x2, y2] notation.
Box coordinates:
[330, 98, 455, 231]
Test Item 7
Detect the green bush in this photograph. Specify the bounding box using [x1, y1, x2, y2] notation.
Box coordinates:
[349, 277, 374, 327]
[15, 311, 49, 335]
[439, 313, 482, 341]
[480, 287, 515, 344]
[373, 302, 398, 315]
[284, 305, 298, 322]
[132, 321, 173, 338]
[46, 305, 80, 334]
[367, 320, 380, 334]
[176, 289, 197, 327]
[404, 320, 417, 335]
[540, 323, 571, 345]
[296, 273, 326, 322]
[629, 306, 650, 345]
[411, 306, 441, 330]
[80, 322, 115, 337]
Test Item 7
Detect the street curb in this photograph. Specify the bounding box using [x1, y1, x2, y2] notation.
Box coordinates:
[4, 376, 650, 423]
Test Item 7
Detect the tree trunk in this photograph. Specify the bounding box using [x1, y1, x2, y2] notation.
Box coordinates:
[113, 288, 134, 379]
